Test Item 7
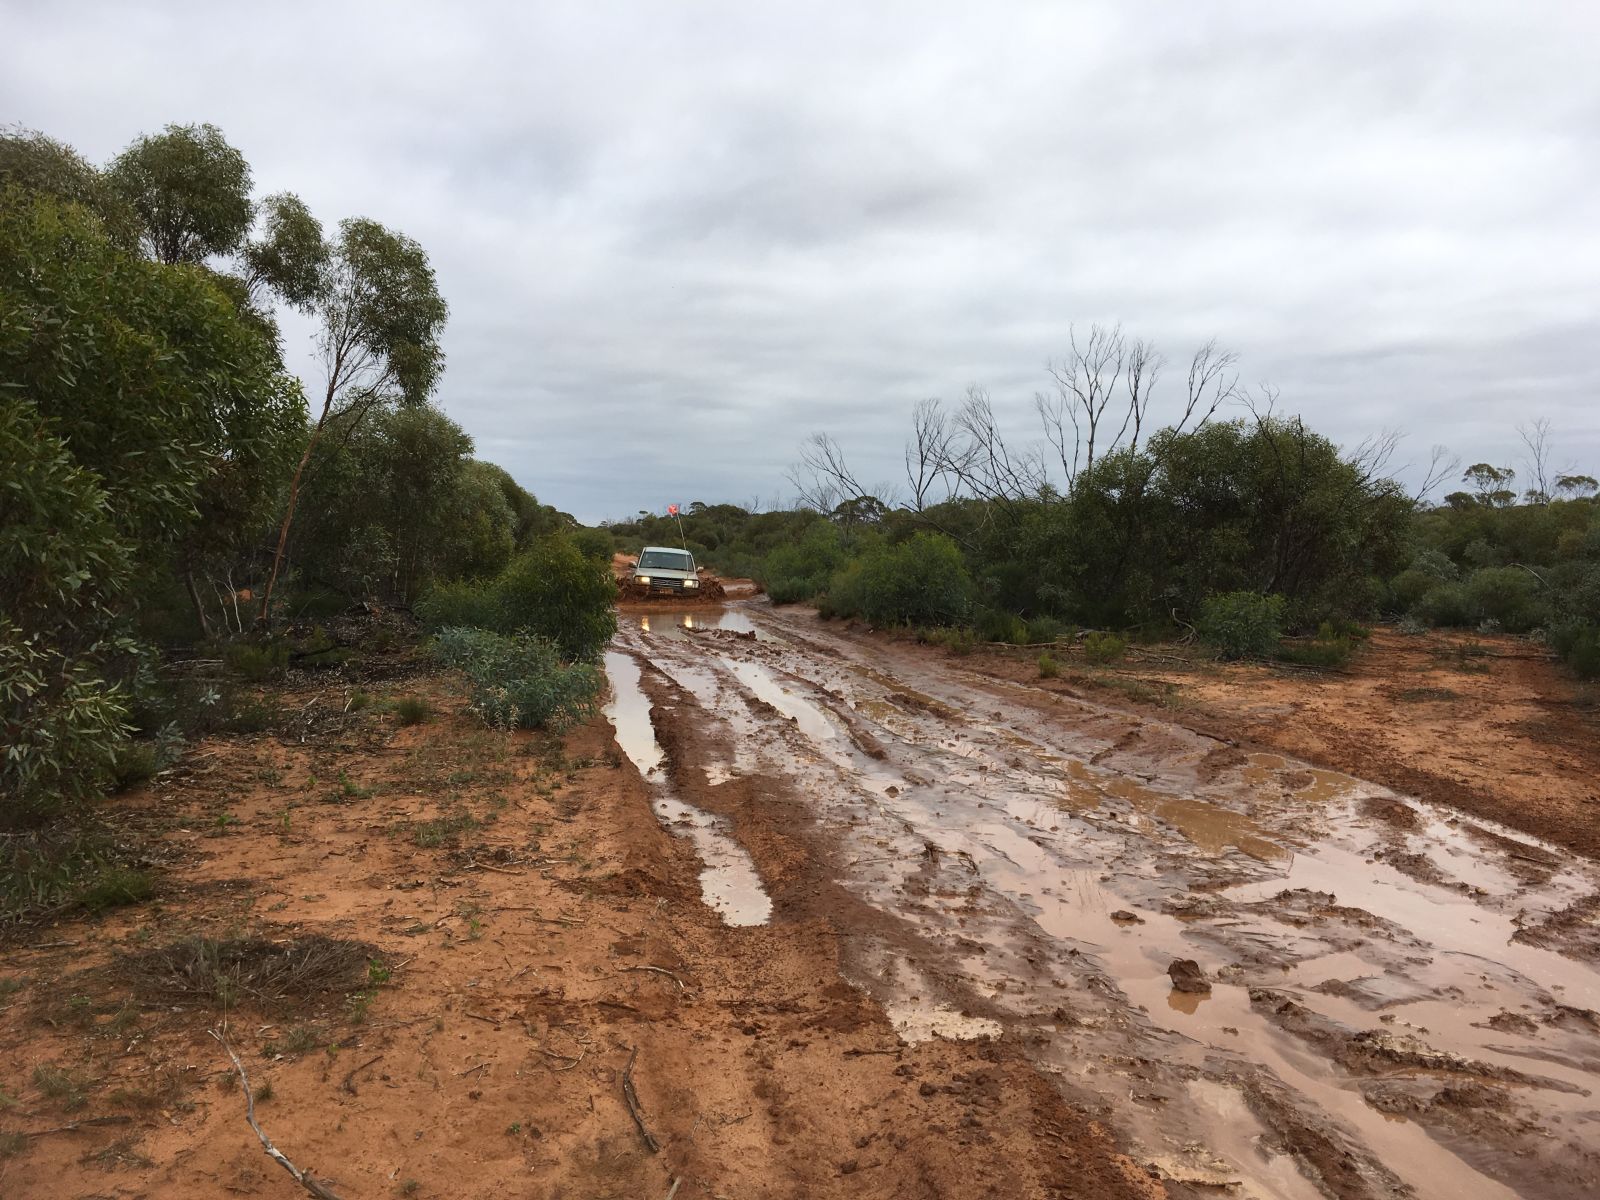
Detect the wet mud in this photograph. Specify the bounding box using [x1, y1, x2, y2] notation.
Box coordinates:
[611, 601, 1600, 1200]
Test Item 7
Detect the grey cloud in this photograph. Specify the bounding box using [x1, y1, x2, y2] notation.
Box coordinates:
[3, 0, 1597, 521]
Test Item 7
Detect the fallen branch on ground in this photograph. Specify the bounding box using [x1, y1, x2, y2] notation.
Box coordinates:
[211, 1028, 346, 1200]
[617, 965, 685, 992]
[340, 1054, 384, 1096]
[621, 1046, 659, 1153]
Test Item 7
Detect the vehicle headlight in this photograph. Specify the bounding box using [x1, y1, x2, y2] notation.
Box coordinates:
[684, 578, 699, 588]
[636, 576, 651, 585]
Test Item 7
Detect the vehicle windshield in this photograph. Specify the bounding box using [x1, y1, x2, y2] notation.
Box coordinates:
[639, 550, 694, 572]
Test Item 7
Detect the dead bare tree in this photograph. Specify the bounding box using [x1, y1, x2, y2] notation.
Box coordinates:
[1413, 444, 1461, 505]
[1037, 325, 1236, 492]
[1518, 417, 1557, 503]
[787, 432, 864, 513]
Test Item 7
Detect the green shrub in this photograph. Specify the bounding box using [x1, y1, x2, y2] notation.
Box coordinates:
[109, 742, 160, 791]
[432, 627, 602, 731]
[760, 524, 846, 605]
[1389, 568, 1441, 612]
[1550, 620, 1600, 681]
[1197, 591, 1285, 660]
[1463, 567, 1545, 633]
[1415, 582, 1473, 627]
[1024, 616, 1070, 645]
[393, 696, 432, 726]
[1083, 631, 1127, 664]
[0, 399, 136, 826]
[1037, 652, 1060, 679]
[224, 640, 289, 681]
[416, 535, 616, 662]
[975, 609, 1028, 645]
[824, 533, 972, 627]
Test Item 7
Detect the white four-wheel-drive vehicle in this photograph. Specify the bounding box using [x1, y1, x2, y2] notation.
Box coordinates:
[631, 546, 700, 595]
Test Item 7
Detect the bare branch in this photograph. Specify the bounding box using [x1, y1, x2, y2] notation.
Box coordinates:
[1413, 444, 1461, 505]
[211, 1029, 346, 1200]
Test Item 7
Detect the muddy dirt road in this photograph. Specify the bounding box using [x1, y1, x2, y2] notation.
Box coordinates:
[609, 602, 1600, 1200]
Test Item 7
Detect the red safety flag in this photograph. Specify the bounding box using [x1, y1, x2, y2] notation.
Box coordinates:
[667, 504, 679, 516]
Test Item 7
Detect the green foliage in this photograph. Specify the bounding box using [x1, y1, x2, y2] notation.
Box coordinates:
[323, 217, 449, 406]
[1197, 591, 1286, 660]
[975, 609, 1030, 645]
[0, 825, 146, 921]
[0, 398, 135, 824]
[225, 640, 290, 682]
[432, 628, 602, 732]
[243, 192, 328, 310]
[761, 523, 848, 604]
[1037, 652, 1061, 679]
[109, 122, 253, 265]
[0, 128, 139, 246]
[417, 537, 616, 662]
[1463, 567, 1545, 633]
[823, 533, 972, 627]
[1082, 631, 1127, 664]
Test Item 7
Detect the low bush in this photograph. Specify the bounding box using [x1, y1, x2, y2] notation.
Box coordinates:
[824, 533, 972, 627]
[1276, 623, 1357, 668]
[760, 524, 847, 606]
[1414, 582, 1473, 627]
[417, 535, 616, 662]
[1463, 566, 1546, 633]
[1197, 591, 1285, 659]
[1024, 616, 1070, 645]
[224, 640, 289, 682]
[1037, 652, 1060, 679]
[1083, 631, 1127, 664]
[975, 609, 1028, 645]
[393, 696, 431, 726]
[1550, 619, 1600, 681]
[432, 627, 602, 731]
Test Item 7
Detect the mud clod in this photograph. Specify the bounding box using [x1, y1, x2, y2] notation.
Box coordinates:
[1167, 959, 1211, 993]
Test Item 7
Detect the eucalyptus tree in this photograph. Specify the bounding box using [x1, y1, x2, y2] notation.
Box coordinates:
[257, 217, 448, 622]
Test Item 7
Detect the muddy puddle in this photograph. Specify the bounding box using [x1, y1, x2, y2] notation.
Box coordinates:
[602, 651, 771, 926]
[611, 606, 1600, 1199]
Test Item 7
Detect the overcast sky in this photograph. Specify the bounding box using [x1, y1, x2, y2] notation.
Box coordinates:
[6, 1, 1597, 521]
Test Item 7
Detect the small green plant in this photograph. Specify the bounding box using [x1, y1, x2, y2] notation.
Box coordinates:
[367, 959, 391, 986]
[1082, 631, 1127, 664]
[413, 809, 479, 848]
[1024, 616, 1070, 645]
[506, 1122, 522, 1135]
[1037, 652, 1060, 679]
[348, 690, 373, 711]
[109, 741, 160, 791]
[393, 696, 432, 726]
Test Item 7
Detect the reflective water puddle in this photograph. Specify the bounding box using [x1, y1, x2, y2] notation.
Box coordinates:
[603, 651, 772, 926]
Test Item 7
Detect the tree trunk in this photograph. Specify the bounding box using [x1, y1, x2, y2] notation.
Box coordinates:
[184, 570, 213, 640]
[257, 386, 335, 627]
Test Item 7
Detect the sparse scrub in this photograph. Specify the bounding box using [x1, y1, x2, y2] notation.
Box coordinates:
[1037, 652, 1060, 679]
[224, 639, 290, 682]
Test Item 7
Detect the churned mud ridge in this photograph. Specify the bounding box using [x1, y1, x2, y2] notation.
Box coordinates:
[608, 602, 1600, 1200]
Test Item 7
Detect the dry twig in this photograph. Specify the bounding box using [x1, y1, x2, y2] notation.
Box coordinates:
[340, 1054, 384, 1096]
[617, 965, 685, 993]
[621, 1046, 659, 1153]
[211, 1028, 346, 1200]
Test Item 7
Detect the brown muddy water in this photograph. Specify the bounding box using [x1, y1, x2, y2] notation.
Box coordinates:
[606, 602, 1600, 1200]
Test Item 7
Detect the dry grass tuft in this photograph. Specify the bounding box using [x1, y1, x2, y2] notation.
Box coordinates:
[119, 934, 379, 1010]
